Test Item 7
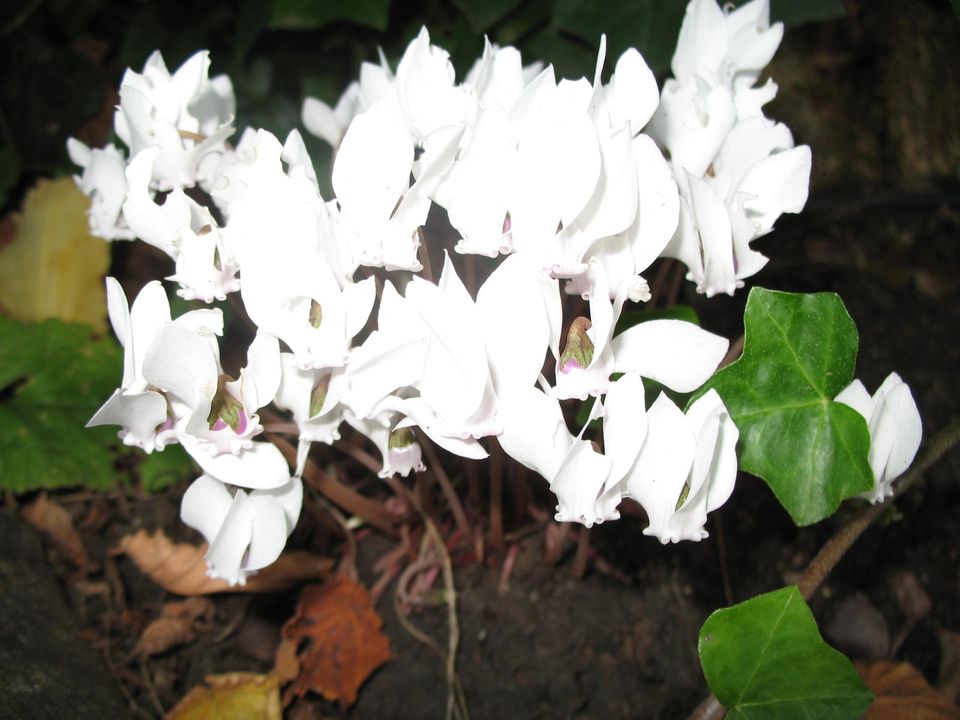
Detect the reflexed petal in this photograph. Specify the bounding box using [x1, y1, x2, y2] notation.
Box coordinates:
[612, 319, 728, 393]
[602, 373, 647, 485]
[496, 386, 572, 482]
[835, 379, 873, 420]
[550, 439, 612, 527]
[180, 474, 233, 545]
[180, 434, 291, 490]
[142, 321, 219, 406]
[245, 495, 290, 571]
[86, 389, 169, 452]
[625, 393, 695, 542]
[739, 145, 811, 236]
[205, 490, 254, 585]
[608, 49, 659, 132]
[876, 377, 922, 483]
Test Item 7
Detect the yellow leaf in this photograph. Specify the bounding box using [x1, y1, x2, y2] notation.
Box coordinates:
[166, 673, 281, 720]
[0, 178, 109, 332]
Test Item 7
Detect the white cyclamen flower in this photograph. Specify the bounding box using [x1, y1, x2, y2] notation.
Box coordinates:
[181, 474, 302, 586]
[835, 372, 922, 503]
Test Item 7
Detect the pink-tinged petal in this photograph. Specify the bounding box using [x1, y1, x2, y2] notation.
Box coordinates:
[496, 386, 573, 482]
[875, 377, 921, 484]
[205, 490, 254, 585]
[739, 145, 811, 236]
[608, 48, 659, 132]
[244, 494, 290, 571]
[142, 321, 219, 406]
[179, 434, 291, 490]
[86, 389, 168, 452]
[612, 319, 729, 393]
[180, 474, 233, 546]
[550, 439, 613, 528]
[686, 172, 736, 297]
[332, 101, 413, 230]
[602, 373, 647, 486]
[624, 393, 695, 542]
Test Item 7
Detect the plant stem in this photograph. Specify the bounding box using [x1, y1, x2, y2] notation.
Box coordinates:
[686, 416, 960, 720]
[418, 433, 475, 558]
[269, 434, 399, 539]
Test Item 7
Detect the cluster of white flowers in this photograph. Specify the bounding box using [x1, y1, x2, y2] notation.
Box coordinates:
[75, 0, 871, 585]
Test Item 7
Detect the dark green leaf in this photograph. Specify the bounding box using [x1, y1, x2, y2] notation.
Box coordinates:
[139, 444, 196, 493]
[770, 0, 847, 27]
[453, 0, 524, 33]
[699, 586, 873, 719]
[550, 0, 686, 77]
[0, 318, 122, 492]
[270, 0, 391, 32]
[694, 288, 873, 526]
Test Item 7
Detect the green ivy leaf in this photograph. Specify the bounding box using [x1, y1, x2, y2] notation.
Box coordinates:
[139, 444, 196, 493]
[550, 0, 687, 77]
[699, 586, 873, 719]
[269, 0, 391, 31]
[695, 288, 873, 526]
[0, 318, 122, 492]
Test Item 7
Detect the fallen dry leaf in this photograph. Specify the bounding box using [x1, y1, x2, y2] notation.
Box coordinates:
[114, 529, 333, 595]
[274, 577, 391, 706]
[858, 660, 960, 719]
[166, 673, 281, 720]
[133, 596, 215, 657]
[21, 493, 89, 568]
[0, 178, 109, 332]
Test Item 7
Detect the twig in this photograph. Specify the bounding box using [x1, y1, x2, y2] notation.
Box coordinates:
[268, 434, 399, 539]
[418, 433, 475, 559]
[488, 441, 505, 552]
[687, 417, 960, 720]
[333, 438, 382, 475]
[797, 416, 960, 600]
[571, 527, 591, 579]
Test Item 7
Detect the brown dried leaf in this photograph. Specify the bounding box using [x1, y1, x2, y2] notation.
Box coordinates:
[858, 661, 960, 719]
[275, 577, 390, 705]
[21, 493, 89, 568]
[166, 673, 281, 720]
[114, 530, 333, 595]
[133, 597, 215, 657]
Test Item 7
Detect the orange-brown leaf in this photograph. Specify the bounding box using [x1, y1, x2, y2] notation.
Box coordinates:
[276, 577, 390, 705]
[21, 493, 89, 568]
[133, 597, 215, 656]
[166, 673, 281, 720]
[858, 661, 960, 719]
[114, 529, 333, 595]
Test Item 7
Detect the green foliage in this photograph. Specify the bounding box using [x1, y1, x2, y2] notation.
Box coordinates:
[551, 0, 686, 77]
[0, 317, 122, 492]
[695, 288, 873, 526]
[270, 0, 392, 31]
[699, 586, 873, 719]
[139, 444, 197, 493]
[453, 0, 524, 33]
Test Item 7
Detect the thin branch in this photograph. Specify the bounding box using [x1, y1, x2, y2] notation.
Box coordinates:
[269, 434, 399, 539]
[418, 432, 475, 559]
